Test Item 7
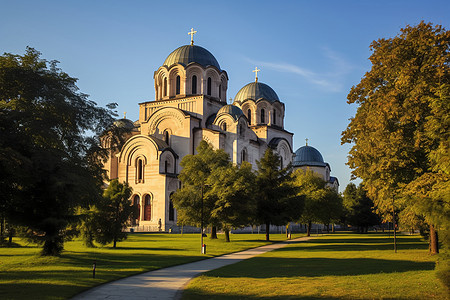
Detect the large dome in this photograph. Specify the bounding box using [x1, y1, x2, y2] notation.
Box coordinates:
[113, 118, 135, 130]
[293, 145, 326, 167]
[234, 82, 280, 103]
[163, 45, 221, 70]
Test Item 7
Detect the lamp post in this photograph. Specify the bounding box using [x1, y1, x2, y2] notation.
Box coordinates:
[200, 184, 206, 254]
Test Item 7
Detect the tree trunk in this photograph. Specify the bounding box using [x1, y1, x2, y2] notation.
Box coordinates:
[332, 224, 335, 233]
[429, 224, 439, 254]
[265, 223, 270, 241]
[286, 224, 289, 238]
[113, 238, 117, 248]
[210, 226, 218, 239]
[224, 228, 230, 242]
[325, 224, 330, 233]
[307, 221, 311, 237]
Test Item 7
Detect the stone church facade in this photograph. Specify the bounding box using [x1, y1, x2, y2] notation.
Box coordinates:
[102, 32, 337, 231]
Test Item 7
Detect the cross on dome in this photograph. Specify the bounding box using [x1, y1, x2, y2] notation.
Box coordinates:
[252, 67, 260, 82]
[305, 138, 309, 146]
[188, 28, 197, 45]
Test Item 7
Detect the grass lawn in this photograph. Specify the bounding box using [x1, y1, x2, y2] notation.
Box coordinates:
[0, 232, 302, 300]
[183, 233, 448, 299]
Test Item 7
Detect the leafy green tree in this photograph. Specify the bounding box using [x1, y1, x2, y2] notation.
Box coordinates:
[172, 141, 230, 239]
[255, 149, 301, 241]
[208, 161, 256, 242]
[341, 22, 449, 255]
[316, 188, 344, 232]
[0, 48, 117, 255]
[343, 183, 380, 233]
[94, 180, 133, 248]
[293, 169, 328, 236]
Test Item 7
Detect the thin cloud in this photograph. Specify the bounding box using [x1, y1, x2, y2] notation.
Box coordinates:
[247, 48, 354, 92]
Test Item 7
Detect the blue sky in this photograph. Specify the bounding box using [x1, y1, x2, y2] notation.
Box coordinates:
[1, 0, 449, 190]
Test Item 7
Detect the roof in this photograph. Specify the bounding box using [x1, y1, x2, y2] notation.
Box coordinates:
[113, 118, 135, 130]
[163, 45, 221, 70]
[216, 105, 244, 121]
[293, 145, 327, 167]
[234, 81, 280, 104]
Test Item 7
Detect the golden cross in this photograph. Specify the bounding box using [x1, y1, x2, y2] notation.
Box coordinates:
[188, 28, 197, 45]
[124, 111, 127, 119]
[252, 67, 260, 82]
[305, 138, 308, 146]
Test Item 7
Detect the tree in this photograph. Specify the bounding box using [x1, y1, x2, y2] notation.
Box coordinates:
[172, 141, 230, 239]
[93, 180, 133, 248]
[341, 22, 449, 255]
[343, 183, 380, 233]
[0, 48, 118, 255]
[293, 169, 328, 236]
[316, 188, 343, 232]
[208, 162, 256, 242]
[255, 148, 301, 241]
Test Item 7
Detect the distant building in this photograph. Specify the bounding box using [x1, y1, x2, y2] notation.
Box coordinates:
[293, 143, 339, 192]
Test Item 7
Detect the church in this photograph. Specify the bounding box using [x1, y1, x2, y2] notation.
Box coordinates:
[102, 29, 338, 232]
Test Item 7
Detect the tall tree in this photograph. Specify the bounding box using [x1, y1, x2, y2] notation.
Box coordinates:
[207, 162, 256, 242]
[341, 22, 449, 255]
[343, 183, 380, 233]
[255, 148, 301, 241]
[0, 48, 117, 255]
[172, 141, 230, 239]
[93, 180, 133, 248]
[293, 169, 328, 236]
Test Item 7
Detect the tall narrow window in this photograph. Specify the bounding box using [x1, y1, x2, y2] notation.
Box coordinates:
[144, 194, 151, 221]
[176, 75, 180, 95]
[137, 159, 144, 182]
[192, 75, 197, 94]
[273, 109, 277, 125]
[169, 193, 175, 221]
[241, 149, 247, 162]
[247, 109, 251, 125]
[219, 84, 222, 99]
[221, 122, 227, 131]
[164, 130, 169, 144]
[163, 78, 167, 97]
[207, 77, 212, 96]
[261, 109, 265, 124]
[133, 195, 140, 223]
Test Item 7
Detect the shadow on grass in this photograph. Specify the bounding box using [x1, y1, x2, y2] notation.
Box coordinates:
[183, 290, 344, 300]
[205, 257, 435, 278]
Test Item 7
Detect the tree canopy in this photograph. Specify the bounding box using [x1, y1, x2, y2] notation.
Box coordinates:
[341, 21, 449, 282]
[0, 47, 117, 255]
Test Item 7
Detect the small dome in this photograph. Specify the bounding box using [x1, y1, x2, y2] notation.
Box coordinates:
[163, 45, 221, 70]
[234, 82, 280, 103]
[113, 118, 135, 130]
[293, 145, 326, 167]
[217, 105, 244, 121]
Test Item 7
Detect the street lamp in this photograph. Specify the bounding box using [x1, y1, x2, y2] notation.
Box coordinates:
[200, 184, 206, 254]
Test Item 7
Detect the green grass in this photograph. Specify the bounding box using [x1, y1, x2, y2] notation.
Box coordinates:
[0, 233, 302, 300]
[183, 233, 448, 299]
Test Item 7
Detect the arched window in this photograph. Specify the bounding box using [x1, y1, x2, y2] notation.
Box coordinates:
[207, 77, 212, 96]
[169, 193, 175, 221]
[176, 75, 180, 95]
[192, 75, 197, 94]
[241, 149, 247, 162]
[144, 194, 151, 221]
[164, 130, 169, 145]
[261, 109, 265, 124]
[247, 109, 251, 125]
[137, 158, 144, 183]
[221, 122, 227, 131]
[273, 109, 277, 125]
[163, 78, 167, 97]
[133, 195, 140, 223]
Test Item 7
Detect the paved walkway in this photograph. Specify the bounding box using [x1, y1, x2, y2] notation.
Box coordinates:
[72, 236, 312, 300]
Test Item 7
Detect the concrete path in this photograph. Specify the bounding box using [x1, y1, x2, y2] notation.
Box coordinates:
[72, 236, 312, 300]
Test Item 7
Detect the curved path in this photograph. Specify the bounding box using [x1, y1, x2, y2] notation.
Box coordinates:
[72, 236, 312, 300]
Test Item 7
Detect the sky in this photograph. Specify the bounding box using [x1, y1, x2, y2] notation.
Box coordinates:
[1, 0, 449, 190]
